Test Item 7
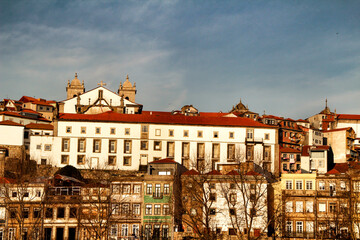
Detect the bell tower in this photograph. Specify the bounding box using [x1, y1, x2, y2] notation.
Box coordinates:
[66, 73, 85, 99]
[118, 75, 137, 102]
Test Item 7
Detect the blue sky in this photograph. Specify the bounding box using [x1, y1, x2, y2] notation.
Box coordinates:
[1, 0, 360, 119]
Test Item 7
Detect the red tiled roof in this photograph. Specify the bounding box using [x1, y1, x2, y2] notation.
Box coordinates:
[280, 147, 301, 153]
[207, 170, 222, 175]
[322, 127, 351, 133]
[148, 158, 177, 164]
[199, 112, 229, 117]
[262, 115, 284, 120]
[284, 118, 296, 122]
[245, 170, 261, 176]
[182, 169, 200, 175]
[301, 146, 311, 157]
[0, 111, 50, 122]
[58, 111, 277, 128]
[302, 145, 330, 157]
[226, 170, 240, 175]
[296, 119, 309, 123]
[0, 177, 15, 184]
[326, 163, 349, 175]
[22, 109, 42, 115]
[19, 96, 55, 107]
[0, 120, 24, 127]
[25, 123, 54, 130]
[337, 114, 360, 120]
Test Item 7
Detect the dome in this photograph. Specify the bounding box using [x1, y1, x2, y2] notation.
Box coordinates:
[70, 73, 82, 86]
[122, 75, 133, 88]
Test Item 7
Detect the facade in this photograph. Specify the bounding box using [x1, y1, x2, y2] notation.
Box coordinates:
[301, 145, 333, 174]
[323, 127, 356, 162]
[29, 112, 280, 176]
[280, 147, 301, 174]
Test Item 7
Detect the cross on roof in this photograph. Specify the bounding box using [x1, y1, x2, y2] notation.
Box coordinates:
[98, 81, 106, 87]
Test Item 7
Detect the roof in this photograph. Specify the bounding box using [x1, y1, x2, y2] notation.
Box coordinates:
[262, 115, 284, 120]
[245, 170, 261, 176]
[0, 177, 15, 184]
[182, 169, 200, 175]
[296, 119, 309, 123]
[58, 111, 277, 128]
[280, 147, 301, 153]
[302, 145, 330, 156]
[0, 111, 50, 122]
[326, 163, 349, 175]
[25, 123, 54, 130]
[22, 109, 42, 115]
[148, 158, 177, 164]
[226, 170, 240, 175]
[337, 114, 360, 120]
[20, 96, 55, 107]
[322, 127, 352, 133]
[0, 120, 24, 127]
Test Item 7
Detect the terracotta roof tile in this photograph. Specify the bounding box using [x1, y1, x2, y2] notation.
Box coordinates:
[280, 147, 301, 153]
[245, 170, 261, 176]
[25, 123, 54, 130]
[0, 120, 24, 127]
[226, 170, 240, 175]
[58, 111, 277, 128]
[337, 114, 360, 120]
[322, 127, 351, 133]
[206, 170, 222, 175]
[148, 158, 177, 164]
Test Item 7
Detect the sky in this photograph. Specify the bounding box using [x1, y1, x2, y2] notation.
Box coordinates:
[1, 0, 360, 119]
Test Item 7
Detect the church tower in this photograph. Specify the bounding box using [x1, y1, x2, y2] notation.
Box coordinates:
[66, 73, 85, 99]
[118, 75, 137, 102]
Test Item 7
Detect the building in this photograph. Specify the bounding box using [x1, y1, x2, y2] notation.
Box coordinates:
[280, 147, 302, 174]
[322, 127, 356, 162]
[301, 145, 333, 174]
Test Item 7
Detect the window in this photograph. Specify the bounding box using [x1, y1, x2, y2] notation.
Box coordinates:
[109, 140, 117, 153]
[133, 204, 140, 215]
[318, 160, 324, 168]
[230, 193, 237, 203]
[78, 139, 86, 152]
[164, 184, 170, 194]
[36, 144, 41, 150]
[264, 133, 270, 140]
[154, 141, 161, 151]
[81, 127, 86, 134]
[264, 146, 271, 161]
[133, 185, 141, 194]
[197, 143, 205, 159]
[246, 145, 254, 160]
[95, 127, 101, 134]
[210, 193, 216, 201]
[146, 184, 152, 194]
[121, 224, 128, 237]
[125, 128, 130, 135]
[133, 225, 140, 237]
[108, 156, 116, 165]
[227, 144, 235, 160]
[286, 221, 293, 233]
[306, 181, 313, 190]
[169, 129, 174, 137]
[209, 208, 216, 215]
[110, 128, 116, 135]
[145, 205, 152, 215]
[62, 139, 70, 152]
[66, 126, 71, 133]
[229, 228, 237, 235]
[246, 129, 254, 140]
[154, 204, 161, 215]
[57, 208, 65, 218]
[213, 131, 219, 138]
[296, 221, 303, 233]
[229, 208, 236, 215]
[306, 201, 313, 213]
[61, 155, 69, 164]
[197, 131, 203, 138]
[140, 141, 148, 150]
[285, 201, 293, 212]
[124, 140, 132, 153]
[70, 208, 77, 218]
[212, 143, 220, 159]
[295, 180, 303, 190]
[319, 203, 326, 212]
[155, 129, 161, 136]
[77, 155, 85, 165]
[230, 183, 236, 189]
[329, 203, 337, 213]
[182, 142, 189, 158]
[123, 156, 131, 166]
[33, 208, 41, 218]
[296, 201, 303, 212]
[45, 208, 53, 218]
[340, 181, 346, 191]
[319, 181, 325, 190]
[162, 225, 169, 239]
[44, 144, 52, 151]
[8, 228, 15, 240]
[22, 208, 29, 218]
[167, 142, 175, 157]
[122, 204, 130, 215]
[93, 139, 101, 153]
[183, 130, 189, 137]
[229, 132, 234, 139]
[163, 204, 170, 215]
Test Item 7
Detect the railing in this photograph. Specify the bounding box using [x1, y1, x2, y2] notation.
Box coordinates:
[153, 192, 163, 199]
[47, 187, 81, 196]
[283, 232, 315, 238]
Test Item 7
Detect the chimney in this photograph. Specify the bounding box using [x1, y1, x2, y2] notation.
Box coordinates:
[0, 148, 6, 178]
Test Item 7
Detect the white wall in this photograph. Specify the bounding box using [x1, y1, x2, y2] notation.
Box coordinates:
[0, 125, 24, 146]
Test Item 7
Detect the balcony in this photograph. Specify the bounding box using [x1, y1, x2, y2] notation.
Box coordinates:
[246, 137, 263, 143]
[283, 189, 316, 197]
[47, 187, 81, 196]
[153, 192, 163, 199]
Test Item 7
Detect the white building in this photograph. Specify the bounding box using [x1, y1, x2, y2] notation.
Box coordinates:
[29, 111, 280, 175]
